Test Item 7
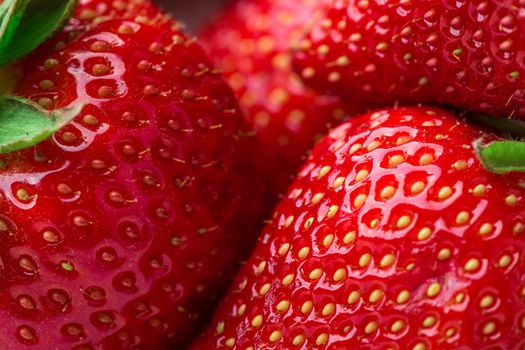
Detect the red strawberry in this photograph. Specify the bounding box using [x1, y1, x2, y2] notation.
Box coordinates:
[199, 0, 366, 196]
[294, 0, 525, 121]
[191, 107, 525, 349]
[0, 0, 262, 348]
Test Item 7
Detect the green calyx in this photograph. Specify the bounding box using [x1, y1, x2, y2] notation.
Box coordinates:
[0, 0, 78, 67]
[0, 0, 81, 154]
[475, 140, 525, 174]
[0, 96, 83, 154]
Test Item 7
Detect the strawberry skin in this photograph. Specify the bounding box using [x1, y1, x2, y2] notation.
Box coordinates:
[199, 0, 366, 196]
[0, 0, 262, 349]
[191, 107, 525, 349]
[294, 0, 525, 120]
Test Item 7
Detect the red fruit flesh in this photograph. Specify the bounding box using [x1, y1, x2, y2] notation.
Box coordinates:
[199, 0, 366, 196]
[294, 0, 525, 120]
[191, 107, 525, 349]
[0, 0, 262, 349]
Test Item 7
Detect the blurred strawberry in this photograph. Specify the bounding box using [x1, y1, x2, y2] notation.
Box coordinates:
[199, 0, 367, 198]
[294, 0, 525, 121]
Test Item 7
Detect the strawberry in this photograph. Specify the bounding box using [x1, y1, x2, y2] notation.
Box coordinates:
[199, 0, 366, 196]
[293, 0, 525, 121]
[0, 0, 263, 348]
[191, 107, 525, 349]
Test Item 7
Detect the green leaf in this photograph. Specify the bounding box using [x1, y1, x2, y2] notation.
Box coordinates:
[0, 96, 82, 153]
[475, 140, 525, 174]
[0, 0, 78, 67]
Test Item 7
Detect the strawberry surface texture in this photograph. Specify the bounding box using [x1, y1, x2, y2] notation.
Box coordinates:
[0, 0, 263, 348]
[199, 0, 366, 197]
[192, 107, 525, 350]
[294, 0, 525, 120]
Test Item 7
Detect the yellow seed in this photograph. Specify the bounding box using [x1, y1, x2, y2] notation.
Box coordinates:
[292, 334, 305, 346]
[505, 194, 518, 206]
[298, 247, 310, 260]
[235, 304, 245, 317]
[369, 289, 384, 303]
[356, 169, 369, 182]
[316, 333, 329, 346]
[405, 262, 416, 271]
[454, 293, 465, 303]
[380, 253, 395, 268]
[498, 254, 512, 268]
[284, 216, 294, 228]
[438, 186, 453, 200]
[480, 295, 494, 309]
[322, 303, 335, 316]
[397, 290, 410, 304]
[391, 320, 405, 332]
[482, 321, 496, 335]
[413, 342, 427, 350]
[464, 258, 480, 272]
[411, 181, 426, 194]
[422, 315, 437, 328]
[309, 268, 323, 280]
[333, 268, 347, 282]
[323, 234, 334, 248]
[419, 153, 434, 165]
[514, 222, 524, 234]
[446, 327, 456, 338]
[479, 223, 493, 236]
[455, 211, 470, 225]
[349, 143, 362, 154]
[343, 231, 357, 245]
[437, 248, 451, 260]
[389, 155, 405, 167]
[452, 160, 467, 170]
[225, 338, 235, 348]
[269, 330, 282, 342]
[259, 283, 271, 296]
[311, 193, 324, 204]
[426, 283, 441, 298]
[348, 290, 360, 304]
[397, 215, 412, 229]
[326, 205, 339, 219]
[301, 300, 313, 314]
[332, 176, 345, 188]
[417, 227, 432, 241]
[381, 186, 396, 200]
[256, 261, 266, 274]
[318, 165, 331, 178]
[370, 219, 380, 229]
[473, 184, 486, 197]
[251, 315, 262, 328]
[278, 243, 290, 256]
[364, 320, 378, 334]
[359, 253, 372, 267]
[282, 273, 294, 286]
[354, 194, 367, 209]
[276, 300, 290, 312]
[304, 217, 314, 229]
[367, 140, 381, 151]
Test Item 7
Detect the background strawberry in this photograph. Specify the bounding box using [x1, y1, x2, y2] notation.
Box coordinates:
[191, 107, 525, 349]
[294, 0, 525, 121]
[199, 0, 367, 197]
[0, 0, 263, 348]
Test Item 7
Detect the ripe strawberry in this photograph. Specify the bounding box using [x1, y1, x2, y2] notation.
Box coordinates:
[0, 0, 262, 349]
[191, 107, 525, 349]
[294, 0, 525, 120]
[199, 0, 366, 196]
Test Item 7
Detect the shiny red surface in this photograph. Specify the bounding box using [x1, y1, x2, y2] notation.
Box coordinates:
[192, 107, 525, 349]
[0, 0, 263, 348]
[199, 0, 367, 197]
[294, 0, 525, 120]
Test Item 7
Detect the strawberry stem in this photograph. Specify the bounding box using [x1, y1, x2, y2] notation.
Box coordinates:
[475, 140, 525, 174]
